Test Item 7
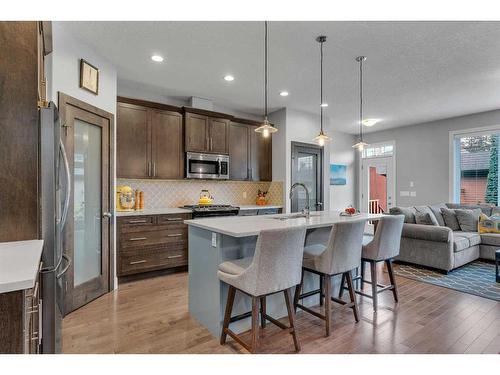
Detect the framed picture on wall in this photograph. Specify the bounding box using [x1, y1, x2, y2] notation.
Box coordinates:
[79, 59, 99, 95]
[330, 164, 347, 185]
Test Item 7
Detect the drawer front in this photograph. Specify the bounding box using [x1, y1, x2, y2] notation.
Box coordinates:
[157, 213, 191, 225]
[121, 228, 187, 249]
[119, 245, 187, 275]
[118, 216, 155, 227]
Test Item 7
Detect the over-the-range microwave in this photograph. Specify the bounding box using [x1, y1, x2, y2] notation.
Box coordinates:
[186, 152, 229, 180]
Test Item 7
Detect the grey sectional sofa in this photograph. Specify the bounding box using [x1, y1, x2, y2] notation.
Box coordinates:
[389, 203, 499, 273]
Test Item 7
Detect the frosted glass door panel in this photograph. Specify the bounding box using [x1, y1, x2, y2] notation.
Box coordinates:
[73, 119, 102, 286]
[297, 153, 318, 212]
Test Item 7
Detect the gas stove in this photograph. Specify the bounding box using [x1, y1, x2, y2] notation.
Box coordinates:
[181, 204, 240, 218]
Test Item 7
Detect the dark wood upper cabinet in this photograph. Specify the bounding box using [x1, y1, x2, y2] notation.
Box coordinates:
[184, 108, 229, 154]
[117, 99, 183, 179]
[229, 123, 250, 180]
[117, 102, 150, 179]
[152, 109, 183, 179]
[208, 117, 229, 154]
[250, 129, 272, 181]
[185, 112, 209, 153]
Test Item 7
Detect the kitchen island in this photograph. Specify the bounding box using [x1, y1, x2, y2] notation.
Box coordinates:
[185, 211, 383, 337]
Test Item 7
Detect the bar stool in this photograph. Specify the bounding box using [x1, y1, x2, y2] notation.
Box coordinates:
[294, 220, 366, 336]
[218, 226, 307, 353]
[350, 215, 404, 312]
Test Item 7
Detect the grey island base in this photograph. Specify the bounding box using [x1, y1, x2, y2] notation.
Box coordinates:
[186, 211, 383, 337]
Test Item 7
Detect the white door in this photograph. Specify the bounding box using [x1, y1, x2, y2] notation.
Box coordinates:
[361, 156, 395, 215]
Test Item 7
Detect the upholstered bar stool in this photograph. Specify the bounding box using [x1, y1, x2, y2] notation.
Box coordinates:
[350, 215, 404, 312]
[294, 220, 366, 336]
[218, 226, 307, 353]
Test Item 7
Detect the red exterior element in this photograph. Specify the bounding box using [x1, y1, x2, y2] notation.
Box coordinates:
[460, 177, 487, 205]
[369, 166, 387, 212]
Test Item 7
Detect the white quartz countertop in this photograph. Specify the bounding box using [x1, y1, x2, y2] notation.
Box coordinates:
[116, 208, 192, 217]
[237, 205, 283, 210]
[185, 211, 383, 237]
[0, 240, 44, 293]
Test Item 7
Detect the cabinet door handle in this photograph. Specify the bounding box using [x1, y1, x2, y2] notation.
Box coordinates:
[167, 233, 183, 237]
[128, 219, 147, 223]
[129, 237, 147, 241]
[148, 162, 152, 177]
[130, 260, 147, 265]
[210, 138, 213, 150]
[167, 255, 182, 259]
[153, 162, 156, 177]
[166, 218, 183, 221]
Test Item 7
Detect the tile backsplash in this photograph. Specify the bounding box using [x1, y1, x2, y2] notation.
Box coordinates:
[117, 179, 283, 208]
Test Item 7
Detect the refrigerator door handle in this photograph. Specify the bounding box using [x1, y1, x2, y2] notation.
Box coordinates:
[56, 254, 71, 279]
[58, 139, 71, 229]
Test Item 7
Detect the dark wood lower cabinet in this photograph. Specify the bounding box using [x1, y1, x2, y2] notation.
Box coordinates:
[0, 263, 42, 354]
[117, 213, 191, 277]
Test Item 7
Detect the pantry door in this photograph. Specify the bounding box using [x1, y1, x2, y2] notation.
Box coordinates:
[59, 93, 114, 315]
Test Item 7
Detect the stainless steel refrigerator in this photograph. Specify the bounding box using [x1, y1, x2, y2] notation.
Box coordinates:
[39, 101, 72, 353]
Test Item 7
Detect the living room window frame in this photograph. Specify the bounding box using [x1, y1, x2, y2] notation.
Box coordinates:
[449, 125, 500, 205]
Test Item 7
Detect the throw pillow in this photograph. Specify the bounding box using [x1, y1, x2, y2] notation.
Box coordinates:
[441, 208, 461, 231]
[415, 212, 438, 226]
[454, 208, 482, 232]
[478, 213, 500, 234]
[414, 205, 439, 226]
[389, 206, 416, 223]
[429, 203, 447, 226]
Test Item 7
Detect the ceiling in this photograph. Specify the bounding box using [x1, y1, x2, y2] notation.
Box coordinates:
[61, 21, 500, 134]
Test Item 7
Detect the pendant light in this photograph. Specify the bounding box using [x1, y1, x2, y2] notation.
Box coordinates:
[352, 56, 369, 151]
[255, 21, 278, 138]
[313, 35, 330, 147]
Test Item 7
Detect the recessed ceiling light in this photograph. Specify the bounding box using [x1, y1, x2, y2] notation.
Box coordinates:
[151, 55, 164, 62]
[362, 118, 381, 127]
[279, 91, 289, 97]
[320, 103, 328, 107]
[224, 75, 235, 81]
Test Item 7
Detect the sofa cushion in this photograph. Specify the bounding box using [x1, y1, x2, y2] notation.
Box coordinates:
[402, 223, 451, 242]
[414, 206, 439, 225]
[429, 203, 447, 226]
[441, 208, 461, 231]
[446, 203, 493, 216]
[454, 208, 481, 232]
[415, 211, 438, 226]
[389, 206, 416, 223]
[453, 236, 470, 252]
[479, 233, 500, 247]
[453, 231, 482, 247]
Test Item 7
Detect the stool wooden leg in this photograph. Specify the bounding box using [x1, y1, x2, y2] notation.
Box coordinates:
[324, 274, 332, 336]
[385, 259, 399, 303]
[293, 270, 304, 312]
[346, 271, 360, 322]
[360, 259, 366, 287]
[319, 274, 324, 306]
[284, 287, 301, 352]
[370, 261, 378, 312]
[260, 296, 267, 328]
[338, 272, 346, 299]
[220, 286, 236, 345]
[251, 296, 259, 353]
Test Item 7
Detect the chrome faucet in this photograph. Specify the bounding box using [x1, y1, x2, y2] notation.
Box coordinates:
[290, 182, 310, 219]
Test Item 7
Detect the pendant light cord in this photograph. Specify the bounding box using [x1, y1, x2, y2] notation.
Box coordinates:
[359, 57, 363, 142]
[264, 21, 268, 120]
[320, 38, 323, 133]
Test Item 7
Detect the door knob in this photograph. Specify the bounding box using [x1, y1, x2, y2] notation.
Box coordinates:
[102, 212, 112, 218]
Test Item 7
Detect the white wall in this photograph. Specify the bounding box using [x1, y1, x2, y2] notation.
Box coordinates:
[50, 23, 117, 114]
[270, 107, 357, 213]
[363, 108, 500, 207]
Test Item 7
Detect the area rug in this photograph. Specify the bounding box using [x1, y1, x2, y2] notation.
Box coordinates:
[391, 260, 500, 302]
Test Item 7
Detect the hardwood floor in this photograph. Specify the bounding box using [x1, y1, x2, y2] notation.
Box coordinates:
[62, 267, 500, 354]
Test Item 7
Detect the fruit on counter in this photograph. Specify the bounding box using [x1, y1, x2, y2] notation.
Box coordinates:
[344, 206, 356, 215]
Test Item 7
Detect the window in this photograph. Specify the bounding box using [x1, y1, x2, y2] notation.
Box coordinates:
[362, 142, 394, 159]
[452, 132, 499, 205]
